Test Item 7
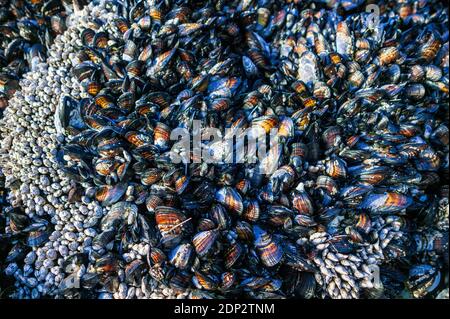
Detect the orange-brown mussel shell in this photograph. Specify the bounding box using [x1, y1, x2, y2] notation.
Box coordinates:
[146, 194, 164, 213]
[235, 221, 253, 242]
[243, 199, 260, 222]
[224, 242, 244, 269]
[292, 191, 314, 215]
[377, 46, 399, 66]
[236, 179, 251, 195]
[154, 122, 171, 150]
[215, 187, 243, 215]
[155, 206, 188, 237]
[140, 168, 163, 186]
[125, 131, 152, 147]
[356, 213, 371, 234]
[192, 229, 219, 257]
[253, 225, 283, 267]
[95, 184, 126, 206]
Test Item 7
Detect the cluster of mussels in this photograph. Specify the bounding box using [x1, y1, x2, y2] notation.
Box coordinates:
[0, 0, 449, 299]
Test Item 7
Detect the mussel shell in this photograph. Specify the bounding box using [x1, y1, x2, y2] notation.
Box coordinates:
[209, 204, 230, 230]
[220, 272, 236, 290]
[169, 243, 194, 270]
[294, 214, 317, 227]
[154, 122, 171, 150]
[235, 221, 254, 242]
[95, 184, 127, 206]
[146, 195, 163, 213]
[125, 259, 146, 284]
[325, 156, 347, 179]
[80, 29, 95, 46]
[27, 230, 49, 247]
[406, 264, 441, 298]
[282, 269, 316, 298]
[192, 271, 219, 290]
[359, 192, 413, 214]
[315, 175, 338, 195]
[224, 242, 244, 269]
[215, 187, 243, 215]
[9, 211, 30, 233]
[253, 225, 283, 267]
[155, 206, 189, 239]
[292, 191, 314, 215]
[100, 201, 137, 231]
[140, 168, 163, 186]
[125, 131, 152, 147]
[197, 218, 216, 232]
[148, 247, 167, 266]
[243, 199, 260, 222]
[192, 229, 219, 257]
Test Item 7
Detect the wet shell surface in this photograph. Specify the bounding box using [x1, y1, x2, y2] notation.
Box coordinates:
[0, 0, 448, 300]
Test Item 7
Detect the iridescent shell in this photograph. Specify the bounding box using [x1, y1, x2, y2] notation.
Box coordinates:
[277, 117, 294, 139]
[140, 168, 163, 186]
[175, 175, 189, 194]
[404, 83, 426, 100]
[154, 122, 171, 150]
[340, 184, 373, 202]
[126, 60, 144, 78]
[253, 225, 283, 267]
[322, 126, 341, 148]
[209, 204, 230, 230]
[220, 272, 236, 290]
[95, 184, 126, 206]
[415, 148, 441, 171]
[80, 28, 95, 46]
[125, 131, 152, 147]
[251, 115, 278, 134]
[290, 143, 307, 158]
[377, 46, 399, 65]
[169, 270, 192, 291]
[93, 31, 108, 49]
[192, 271, 219, 290]
[325, 156, 347, 179]
[235, 221, 253, 242]
[409, 65, 425, 82]
[240, 276, 272, 290]
[345, 226, 364, 243]
[122, 40, 138, 62]
[315, 175, 338, 195]
[197, 218, 216, 232]
[155, 206, 188, 240]
[148, 247, 167, 266]
[359, 192, 413, 213]
[9, 212, 30, 233]
[215, 187, 243, 215]
[294, 214, 317, 227]
[355, 213, 371, 234]
[236, 179, 251, 195]
[192, 229, 219, 257]
[100, 201, 137, 231]
[146, 195, 163, 213]
[292, 191, 314, 215]
[125, 259, 145, 284]
[406, 265, 441, 298]
[224, 242, 244, 269]
[243, 199, 260, 222]
[169, 243, 194, 270]
[94, 158, 119, 176]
